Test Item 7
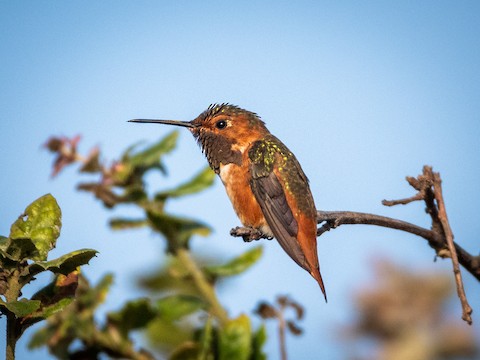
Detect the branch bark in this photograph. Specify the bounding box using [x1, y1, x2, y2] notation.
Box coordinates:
[315, 210, 480, 283]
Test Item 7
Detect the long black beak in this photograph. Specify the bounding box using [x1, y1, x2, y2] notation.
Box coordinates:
[128, 119, 195, 128]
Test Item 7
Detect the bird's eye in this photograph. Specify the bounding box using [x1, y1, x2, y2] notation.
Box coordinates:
[215, 120, 227, 129]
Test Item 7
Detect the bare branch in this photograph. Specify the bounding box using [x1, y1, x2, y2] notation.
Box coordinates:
[315, 210, 480, 282]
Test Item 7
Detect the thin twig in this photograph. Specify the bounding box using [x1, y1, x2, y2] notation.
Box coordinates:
[431, 170, 473, 324]
[278, 310, 287, 360]
[382, 192, 424, 206]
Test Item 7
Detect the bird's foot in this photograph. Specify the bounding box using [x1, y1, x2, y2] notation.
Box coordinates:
[230, 226, 273, 242]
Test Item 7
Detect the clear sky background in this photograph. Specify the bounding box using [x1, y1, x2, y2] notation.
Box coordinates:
[1, 1, 479, 359]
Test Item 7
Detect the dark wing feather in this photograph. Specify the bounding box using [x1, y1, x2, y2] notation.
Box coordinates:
[250, 164, 308, 272]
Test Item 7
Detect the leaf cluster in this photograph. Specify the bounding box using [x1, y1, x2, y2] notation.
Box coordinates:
[139, 247, 266, 359]
[29, 274, 156, 360]
[45, 132, 215, 253]
[0, 194, 97, 358]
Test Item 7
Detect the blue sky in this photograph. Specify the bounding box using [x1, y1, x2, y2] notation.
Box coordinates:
[1, 1, 479, 359]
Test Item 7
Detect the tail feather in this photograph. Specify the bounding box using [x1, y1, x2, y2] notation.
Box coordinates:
[311, 267, 327, 302]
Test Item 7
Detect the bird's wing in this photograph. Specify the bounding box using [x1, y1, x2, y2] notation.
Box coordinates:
[249, 142, 308, 271]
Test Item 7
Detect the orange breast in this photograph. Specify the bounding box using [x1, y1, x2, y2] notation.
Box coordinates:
[218, 162, 270, 233]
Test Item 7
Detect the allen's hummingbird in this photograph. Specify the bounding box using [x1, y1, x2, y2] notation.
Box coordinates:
[129, 104, 326, 300]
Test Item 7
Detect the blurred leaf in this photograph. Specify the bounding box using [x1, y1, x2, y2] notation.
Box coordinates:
[147, 318, 192, 352]
[142, 197, 166, 216]
[28, 326, 52, 350]
[9, 194, 61, 261]
[206, 247, 263, 278]
[108, 298, 157, 335]
[77, 182, 122, 208]
[44, 136, 64, 152]
[109, 161, 135, 185]
[218, 314, 252, 360]
[0, 298, 41, 317]
[155, 167, 215, 200]
[254, 302, 277, 320]
[147, 212, 211, 253]
[26, 249, 97, 277]
[157, 295, 206, 322]
[276, 295, 304, 323]
[286, 320, 303, 335]
[70, 273, 114, 313]
[109, 217, 148, 230]
[251, 324, 267, 360]
[138, 256, 203, 296]
[169, 344, 202, 360]
[119, 184, 148, 203]
[128, 131, 179, 168]
[79, 146, 101, 173]
[45, 135, 81, 177]
[88, 273, 114, 308]
[198, 316, 215, 360]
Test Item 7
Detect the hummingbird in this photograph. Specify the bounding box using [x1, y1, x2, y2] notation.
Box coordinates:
[129, 104, 326, 300]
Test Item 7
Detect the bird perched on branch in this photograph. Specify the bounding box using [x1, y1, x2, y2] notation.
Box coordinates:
[130, 104, 326, 300]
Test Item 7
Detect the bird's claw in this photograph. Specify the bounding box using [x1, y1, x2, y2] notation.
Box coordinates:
[230, 226, 272, 242]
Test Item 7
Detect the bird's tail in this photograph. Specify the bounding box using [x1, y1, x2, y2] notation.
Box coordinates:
[311, 266, 327, 302]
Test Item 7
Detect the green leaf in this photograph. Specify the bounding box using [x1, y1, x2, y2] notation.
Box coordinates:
[27, 298, 75, 324]
[109, 217, 148, 230]
[20, 297, 75, 332]
[26, 249, 97, 277]
[128, 131, 179, 168]
[0, 236, 9, 252]
[4, 238, 37, 262]
[156, 295, 206, 322]
[155, 167, 215, 200]
[218, 314, 252, 360]
[0, 298, 41, 317]
[9, 194, 62, 261]
[0, 236, 17, 264]
[206, 247, 263, 278]
[147, 212, 211, 252]
[251, 324, 267, 360]
[108, 298, 157, 335]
